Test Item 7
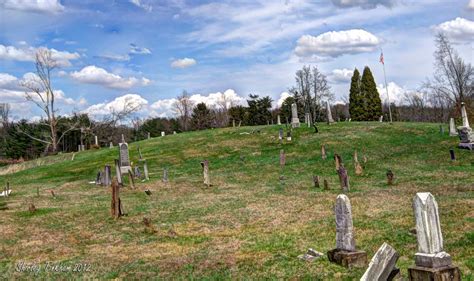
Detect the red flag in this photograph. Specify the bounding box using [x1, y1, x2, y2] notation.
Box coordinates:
[379, 52, 384, 65]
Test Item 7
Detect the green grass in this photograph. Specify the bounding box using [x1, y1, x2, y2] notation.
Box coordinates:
[0, 122, 473, 279]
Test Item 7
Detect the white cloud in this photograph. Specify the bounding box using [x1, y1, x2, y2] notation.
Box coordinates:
[95, 54, 131, 62]
[331, 0, 396, 9]
[0, 45, 80, 66]
[0, 73, 20, 90]
[70, 65, 151, 90]
[434, 17, 474, 42]
[150, 98, 177, 118]
[83, 94, 148, 117]
[171, 58, 197, 68]
[295, 29, 380, 59]
[468, 0, 474, 10]
[129, 0, 152, 12]
[329, 68, 354, 83]
[276, 92, 291, 107]
[376, 81, 421, 105]
[129, 44, 151, 55]
[2, 0, 64, 14]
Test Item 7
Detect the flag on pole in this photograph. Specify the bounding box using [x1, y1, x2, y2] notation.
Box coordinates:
[379, 52, 384, 65]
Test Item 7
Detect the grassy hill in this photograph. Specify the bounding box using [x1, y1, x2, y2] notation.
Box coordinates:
[0, 122, 473, 279]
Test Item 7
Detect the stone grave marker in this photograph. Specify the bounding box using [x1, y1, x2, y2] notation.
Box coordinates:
[280, 149, 285, 168]
[147, 132, 150, 139]
[386, 170, 394, 185]
[201, 160, 211, 187]
[449, 149, 455, 161]
[142, 160, 149, 180]
[161, 131, 165, 137]
[321, 145, 327, 160]
[111, 178, 123, 219]
[457, 102, 473, 150]
[361, 242, 400, 281]
[337, 166, 350, 192]
[114, 159, 123, 186]
[104, 165, 111, 186]
[313, 176, 320, 188]
[327, 194, 367, 268]
[286, 130, 292, 142]
[109, 142, 113, 149]
[449, 118, 457, 136]
[323, 179, 329, 190]
[278, 128, 283, 143]
[94, 135, 98, 146]
[277, 115, 281, 125]
[326, 101, 334, 124]
[291, 103, 300, 128]
[162, 168, 168, 183]
[305, 112, 311, 127]
[408, 192, 460, 280]
[134, 166, 141, 179]
[119, 142, 132, 174]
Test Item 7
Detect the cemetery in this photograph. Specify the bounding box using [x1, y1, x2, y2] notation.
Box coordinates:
[0, 121, 472, 279]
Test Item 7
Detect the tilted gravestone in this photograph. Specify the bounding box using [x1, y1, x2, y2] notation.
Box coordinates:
[361, 242, 400, 281]
[291, 103, 300, 128]
[337, 166, 350, 192]
[327, 194, 367, 268]
[408, 192, 460, 280]
[118, 142, 132, 174]
[326, 101, 334, 124]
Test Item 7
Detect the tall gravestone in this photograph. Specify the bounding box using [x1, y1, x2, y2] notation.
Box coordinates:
[277, 115, 281, 125]
[457, 102, 473, 150]
[361, 242, 400, 281]
[119, 142, 132, 174]
[449, 118, 457, 136]
[305, 113, 311, 128]
[327, 194, 367, 268]
[408, 192, 460, 280]
[291, 103, 300, 128]
[327, 101, 334, 124]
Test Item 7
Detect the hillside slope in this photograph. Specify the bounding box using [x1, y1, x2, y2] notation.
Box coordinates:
[0, 122, 473, 279]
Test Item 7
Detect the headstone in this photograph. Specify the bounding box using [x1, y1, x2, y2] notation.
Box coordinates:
[334, 154, 342, 171]
[326, 101, 334, 124]
[461, 102, 470, 128]
[109, 142, 113, 148]
[337, 166, 350, 192]
[118, 142, 132, 174]
[379, 116, 383, 122]
[386, 170, 394, 185]
[327, 194, 367, 268]
[78, 144, 81, 152]
[95, 170, 103, 185]
[161, 131, 165, 137]
[134, 166, 141, 179]
[104, 165, 111, 186]
[71, 153, 75, 161]
[162, 168, 168, 183]
[147, 132, 150, 139]
[449, 118, 457, 136]
[111, 178, 123, 219]
[279, 149, 285, 168]
[323, 179, 329, 190]
[449, 149, 455, 161]
[173, 131, 177, 134]
[143, 160, 149, 180]
[291, 103, 300, 128]
[305, 112, 311, 128]
[457, 102, 474, 149]
[408, 193, 460, 280]
[201, 160, 211, 187]
[114, 159, 123, 186]
[94, 135, 98, 146]
[321, 145, 326, 160]
[137, 146, 143, 160]
[286, 130, 292, 142]
[361, 242, 400, 281]
[277, 115, 281, 125]
[278, 128, 283, 143]
[313, 175, 320, 188]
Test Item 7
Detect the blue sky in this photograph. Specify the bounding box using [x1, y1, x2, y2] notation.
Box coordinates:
[0, 0, 473, 121]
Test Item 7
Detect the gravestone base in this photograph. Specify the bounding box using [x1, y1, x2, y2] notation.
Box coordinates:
[327, 248, 367, 268]
[408, 265, 461, 281]
[415, 252, 452, 268]
[458, 142, 473, 150]
[388, 268, 402, 280]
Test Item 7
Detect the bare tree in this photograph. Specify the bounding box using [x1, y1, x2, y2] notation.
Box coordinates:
[424, 33, 473, 117]
[0, 103, 10, 128]
[20, 48, 77, 153]
[173, 90, 194, 131]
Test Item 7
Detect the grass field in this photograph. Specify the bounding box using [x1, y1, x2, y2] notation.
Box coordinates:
[0, 122, 473, 280]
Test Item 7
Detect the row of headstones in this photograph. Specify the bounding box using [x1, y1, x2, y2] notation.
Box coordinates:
[329, 193, 461, 280]
[290, 101, 335, 129]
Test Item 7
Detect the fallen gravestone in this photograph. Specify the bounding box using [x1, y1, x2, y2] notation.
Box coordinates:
[327, 194, 367, 268]
[408, 192, 460, 280]
[361, 242, 400, 281]
[298, 248, 324, 262]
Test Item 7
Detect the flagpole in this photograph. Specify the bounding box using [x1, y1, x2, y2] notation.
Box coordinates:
[381, 49, 393, 124]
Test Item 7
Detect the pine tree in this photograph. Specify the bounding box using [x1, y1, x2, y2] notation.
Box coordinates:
[348, 68, 365, 121]
[191, 103, 213, 130]
[360, 66, 382, 121]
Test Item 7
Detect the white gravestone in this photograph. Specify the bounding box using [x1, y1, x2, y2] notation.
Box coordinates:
[291, 103, 300, 128]
[327, 101, 334, 124]
[361, 242, 399, 281]
[335, 194, 356, 251]
[119, 142, 132, 174]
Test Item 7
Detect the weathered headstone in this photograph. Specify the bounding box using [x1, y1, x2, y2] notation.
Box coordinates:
[321, 145, 327, 160]
[457, 102, 474, 150]
[449, 118, 457, 136]
[408, 192, 460, 280]
[96, 170, 103, 185]
[279, 149, 285, 168]
[313, 175, 320, 188]
[134, 166, 141, 179]
[278, 128, 283, 143]
[461, 102, 470, 128]
[286, 130, 292, 142]
[147, 132, 150, 139]
[386, 170, 394, 185]
[323, 179, 329, 190]
[277, 115, 281, 125]
[337, 166, 350, 192]
[305, 112, 311, 127]
[291, 103, 300, 128]
[94, 135, 98, 146]
[137, 146, 143, 160]
[162, 168, 168, 183]
[327, 194, 367, 268]
[104, 165, 111, 186]
[449, 149, 455, 161]
[379, 116, 383, 122]
[201, 160, 211, 187]
[161, 131, 165, 137]
[143, 160, 149, 180]
[111, 178, 123, 219]
[118, 142, 132, 174]
[334, 154, 342, 171]
[109, 142, 113, 148]
[361, 242, 400, 281]
[326, 101, 334, 124]
[114, 159, 123, 186]
[173, 131, 177, 134]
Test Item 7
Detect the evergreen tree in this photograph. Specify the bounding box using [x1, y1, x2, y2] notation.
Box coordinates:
[348, 68, 365, 121]
[360, 66, 382, 120]
[191, 102, 213, 130]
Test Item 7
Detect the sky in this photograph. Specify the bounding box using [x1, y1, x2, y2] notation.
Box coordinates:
[0, 0, 473, 121]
